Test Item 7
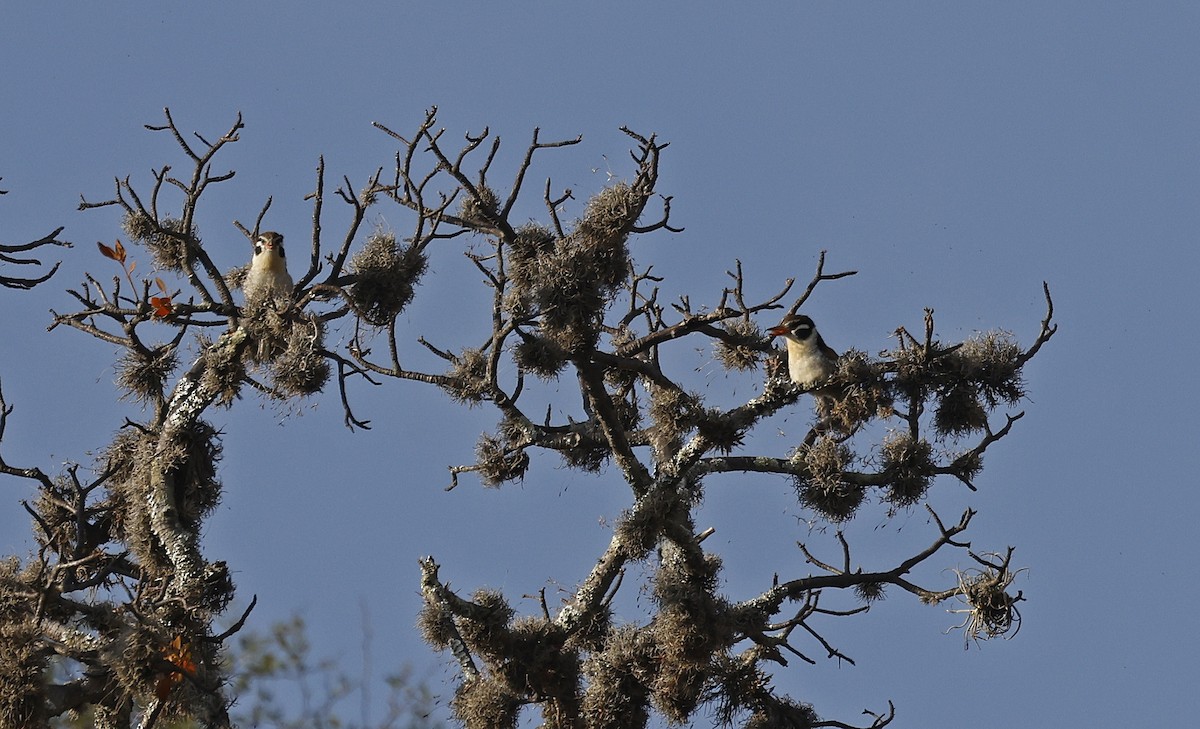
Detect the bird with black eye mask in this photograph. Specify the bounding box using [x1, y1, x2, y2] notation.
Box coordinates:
[242, 231, 295, 361]
[243, 231, 294, 307]
[768, 314, 838, 390]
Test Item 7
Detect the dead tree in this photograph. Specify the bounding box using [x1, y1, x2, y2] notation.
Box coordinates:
[0, 108, 1055, 728]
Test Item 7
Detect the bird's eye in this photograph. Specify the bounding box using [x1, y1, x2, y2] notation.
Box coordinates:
[254, 244, 263, 255]
[276, 245, 285, 258]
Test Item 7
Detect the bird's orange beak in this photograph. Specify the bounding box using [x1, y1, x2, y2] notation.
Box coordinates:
[768, 325, 789, 337]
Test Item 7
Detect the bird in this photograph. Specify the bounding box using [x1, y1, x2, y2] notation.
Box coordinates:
[768, 314, 839, 390]
[242, 231, 294, 308]
[242, 231, 295, 361]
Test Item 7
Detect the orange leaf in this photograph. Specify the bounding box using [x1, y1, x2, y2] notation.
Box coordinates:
[98, 239, 127, 264]
[156, 634, 196, 699]
[166, 635, 196, 674]
[128, 260, 137, 274]
[151, 295, 173, 318]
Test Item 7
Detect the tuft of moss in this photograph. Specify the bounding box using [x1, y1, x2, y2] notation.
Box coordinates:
[714, 319, 768, 371]
[822, 349, 894, 433]
[512, 333, 569, 380]
[650, 597, 725, 723]
[201, 561, 235, 614]
[854, 580, 887, 603]
[695, 408, 744, 454]
[100, 429, 146, 541]
[744, 700, 819, 729]
[474, 431, 530, 487]
[934, 383, 989, 437]
[951, 330, 1025, 406]
[950, 449, 984, 483]
[647, 386, 699, 462]
[888, 344, 935, 405]
[707, 653, 770, 728]
[347, 231, 428, 327]
[0, 617, 48, 729]
[458, 186, 501, 229]
[580, 625, 653, 729]
[106, 621, 164, 700]
[122, 212, 195, 271]
[242, 301, 293, 364]
[559, 437, 610, 474]
[101, 429, 171, 574]
[117, 344, 178, 405]
[451, 676, 521, 729]
[269, 315, 331, 397]
[167, 420, 224, 528]
[793, 438, 864, 522]
[574, 182, 645, 253]
[0, 558, 28, 618]
[506, 189, 647, 355]
[506, 223, 556, 293]
[500, 618, 580, 711]
[880, 432, 935, 508]
[30, 477, 81, 557]
[648, 542, 732, 723]
[196, 333, 247, 407]
[613, 488, 689, 561]
[443, 348, 490, 405]
[531, 244, 608, 354]
[564, 604, 612, 654]
[417, 603, 458, 650]
[456, 589, 514, 655]
[952, 566, 1022, 642]
[225, 263, 249, 291]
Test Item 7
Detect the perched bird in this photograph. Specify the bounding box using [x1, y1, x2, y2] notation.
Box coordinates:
[769, 314, 838, 389]
[243, 231, 294, 307]
[242, 231, 295, 361]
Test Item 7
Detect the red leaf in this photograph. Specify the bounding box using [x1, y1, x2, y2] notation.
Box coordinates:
[151, 295, 173, 318]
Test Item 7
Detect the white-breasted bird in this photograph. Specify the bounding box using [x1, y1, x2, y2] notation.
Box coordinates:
[243, 231, 294, 307]
[768, 314, 838, 389]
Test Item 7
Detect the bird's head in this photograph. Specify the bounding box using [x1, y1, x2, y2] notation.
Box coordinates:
[769, 314, 817, 343]
[252, 231, 287, 271]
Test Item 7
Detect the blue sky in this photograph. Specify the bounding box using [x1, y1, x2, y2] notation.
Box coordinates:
[2, 2, 1198, 726]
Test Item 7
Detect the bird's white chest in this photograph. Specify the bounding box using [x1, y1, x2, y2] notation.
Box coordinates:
[244, 265, 293, 304]
[786, 339, 835, 388]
